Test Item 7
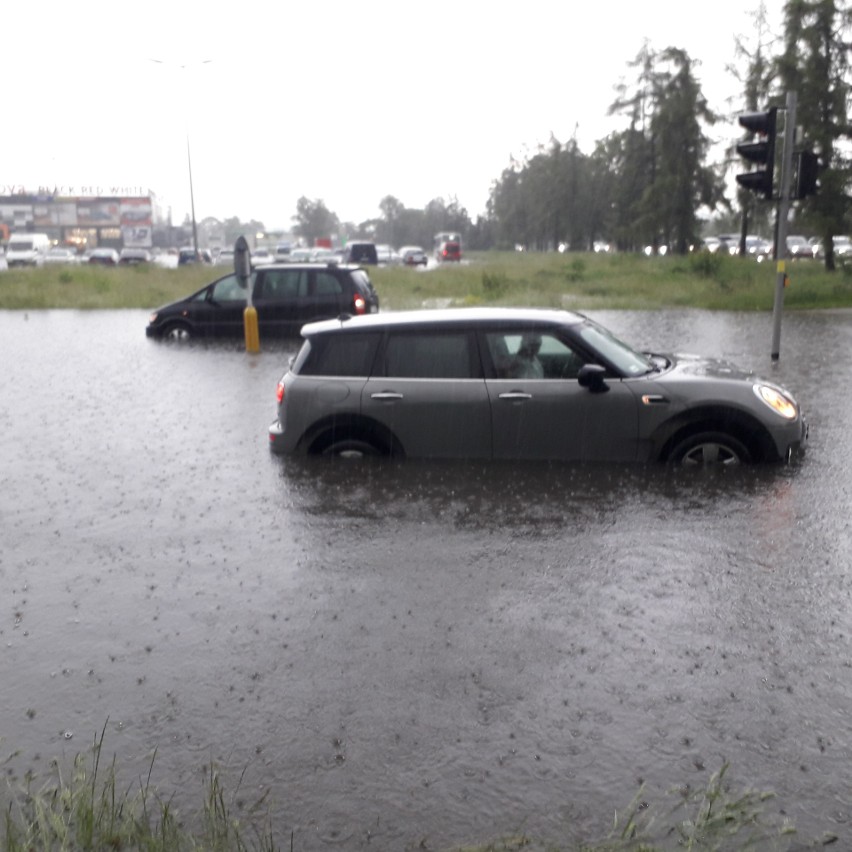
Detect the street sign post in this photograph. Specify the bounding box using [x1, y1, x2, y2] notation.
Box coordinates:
[770, 92, 796, 362]
[234, 235, 259, 353]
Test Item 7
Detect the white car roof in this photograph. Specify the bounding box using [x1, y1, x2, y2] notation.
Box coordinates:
[301, 307, 586, 337]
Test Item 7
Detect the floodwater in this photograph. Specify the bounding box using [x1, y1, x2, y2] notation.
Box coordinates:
[1, 307, 851, 850]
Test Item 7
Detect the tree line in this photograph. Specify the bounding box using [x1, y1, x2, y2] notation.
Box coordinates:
[204, 1, 851, 267]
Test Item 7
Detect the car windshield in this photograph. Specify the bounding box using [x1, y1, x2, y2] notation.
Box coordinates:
[209, 273, 252, 301]
[576, 319, 655, 376]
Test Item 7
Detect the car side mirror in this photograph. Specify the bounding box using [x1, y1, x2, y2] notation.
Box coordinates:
[577, 363, 609, 393]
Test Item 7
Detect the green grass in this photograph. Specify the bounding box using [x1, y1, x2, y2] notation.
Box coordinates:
[0, 263, 216, 311]
[371, 251, 852, 313]
[2, 252, 852, 312]
[2, 729, 827, 851]
[3, 725, 276, 852]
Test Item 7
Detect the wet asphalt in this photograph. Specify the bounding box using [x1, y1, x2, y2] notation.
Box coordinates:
[1, 307, 851, 849]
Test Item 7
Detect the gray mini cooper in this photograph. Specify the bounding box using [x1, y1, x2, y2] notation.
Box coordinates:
[268, 308, 807, 465]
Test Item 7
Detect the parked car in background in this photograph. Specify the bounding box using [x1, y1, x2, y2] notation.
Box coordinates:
[274, 243, 292, 262]
[119, 248, 152, 265]
[310, 247, 337, 263]
[44, 246, 80, 265]
[786, 235, 815, 259]
[6, 232, 51, 267]
[812, 235, 852, 262]
[178, 247, 202, 266]
[215, 248, 235, 266]
[146, 263, 380, 342]
[268, 307, 806, 465]
[343, 241, 379, 265]
[376, 244, 400, 265]
[289, 247, 313, 262]
[252, 248, 275, 266]
[832, 236, 852, 260]
[400, 246, 428, 266]
[717, 234, 740, 255]
[88, 248, 120, 266]
[437, 240, 462, 262]
[745, 235, 772, 261]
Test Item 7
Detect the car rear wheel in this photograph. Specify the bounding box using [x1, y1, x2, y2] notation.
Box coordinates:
[669, 431, 751, 466]
[320, 439, 383, 459]
[162, 322, 192, 343]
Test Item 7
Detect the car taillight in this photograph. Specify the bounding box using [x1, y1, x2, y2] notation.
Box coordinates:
[353, 294, 366, 314]
[276, 380, 285, 404]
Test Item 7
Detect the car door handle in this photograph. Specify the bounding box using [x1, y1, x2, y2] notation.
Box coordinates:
[498, 392, 533, 401]
[371, 392, 404, 400]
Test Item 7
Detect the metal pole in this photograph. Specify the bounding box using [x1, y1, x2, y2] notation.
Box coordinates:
[771, 91, 796, 361]
[187, 135, 199, 258]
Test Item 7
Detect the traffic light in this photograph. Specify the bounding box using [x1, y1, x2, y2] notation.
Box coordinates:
[795, 150, 820, 199]
[736, 108, 777, 199]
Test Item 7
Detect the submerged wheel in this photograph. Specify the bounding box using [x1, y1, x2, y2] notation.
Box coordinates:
[669, 431, 751, 466]
[162, 322, 192, 343]
[320, 439, 383, 459]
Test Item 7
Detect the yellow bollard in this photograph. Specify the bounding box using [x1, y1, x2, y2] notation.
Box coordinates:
[244, 305, 260, 353]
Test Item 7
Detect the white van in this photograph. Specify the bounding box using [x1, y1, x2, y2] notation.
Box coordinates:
[6, 233, 51, 267]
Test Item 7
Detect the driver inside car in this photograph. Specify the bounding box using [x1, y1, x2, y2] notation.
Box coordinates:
[509, 333, 544, 379]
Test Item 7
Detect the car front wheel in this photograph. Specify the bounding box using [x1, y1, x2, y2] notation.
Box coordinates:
[320, 439, 384, 459]
[669, 431, 751, 466]
[161, 322, 192, 343]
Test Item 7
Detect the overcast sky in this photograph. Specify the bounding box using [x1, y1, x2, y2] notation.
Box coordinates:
[5, 0, 783, 231]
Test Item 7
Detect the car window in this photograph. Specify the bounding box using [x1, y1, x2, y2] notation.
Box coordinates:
[210, 274, 249, 302]
[298, 333, 380, 377]
[575, 320, 653, 376]
[382, 332, 478, 379]
[314, 271, 343, 296]
[259, 269, 308, 299]
[485, 330, 585, 379]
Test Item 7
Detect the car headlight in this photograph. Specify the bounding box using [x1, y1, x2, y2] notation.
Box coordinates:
[754, 384, 798, 419]
[148, 312, 158, 324]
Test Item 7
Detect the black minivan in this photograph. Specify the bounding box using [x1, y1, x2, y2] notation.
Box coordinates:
[146, 263, 380, 342]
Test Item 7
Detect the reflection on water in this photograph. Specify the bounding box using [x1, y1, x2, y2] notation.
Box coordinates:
[1, 309, 852, 849]
[279, 453, 802, 532]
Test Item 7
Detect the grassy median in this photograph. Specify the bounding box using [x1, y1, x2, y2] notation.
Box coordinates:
[1, 251, 851, 312]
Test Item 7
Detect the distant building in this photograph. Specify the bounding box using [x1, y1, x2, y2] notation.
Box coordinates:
[0, 191, 158, 251]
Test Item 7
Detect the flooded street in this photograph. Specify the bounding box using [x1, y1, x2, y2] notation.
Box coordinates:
[2, 307, 852, 849]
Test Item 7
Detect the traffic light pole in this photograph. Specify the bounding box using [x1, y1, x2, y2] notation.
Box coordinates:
[771, 91, 797, 361]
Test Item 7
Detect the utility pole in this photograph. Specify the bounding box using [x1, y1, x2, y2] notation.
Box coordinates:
[187, 135, 199, 258]
[735, 91, 798, 360]
[770, 91, 796, 361]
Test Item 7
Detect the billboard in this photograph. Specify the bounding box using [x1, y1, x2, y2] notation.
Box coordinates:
[0, 204, 34, 228]
[77, 201, 121, 225]
[33, 203, 77, 226]
[120, 199, 153, 247]
[0, 195, 154, 246]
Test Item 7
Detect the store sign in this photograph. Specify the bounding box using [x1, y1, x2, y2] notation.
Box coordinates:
[1, 185, 151, 197]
